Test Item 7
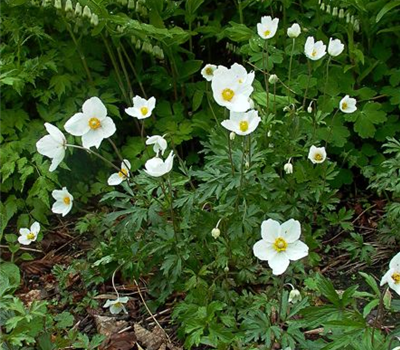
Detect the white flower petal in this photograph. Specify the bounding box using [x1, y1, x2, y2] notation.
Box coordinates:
[36, 135, 62, 158]
[253, 240, 276, 261]
[64, 112, 91, 136]
[18, 236, 33, 245]
[261, 219, 281, 243]
[82, 129, 104, 149]
[100, 117, 116, 139]
[108, 173, 124, 186]
[286, 240, 309, 261]
[389, 252, 400, 270]
[19, 228, 30, 236]
[280, 219, 301, 243]
[31, 222, 40, 234]
[268, 253, 290, 275]
[380, 269, 393, 286]
[82, 97, 107, 119]
[44, 123, 66, 144]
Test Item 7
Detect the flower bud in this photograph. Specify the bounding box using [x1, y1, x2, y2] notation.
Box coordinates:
[383, 288, 392, 309]
[75, 2, 82, 15]
[245, 161, 250, 169]
[307, 106, 313, 113]
[287, 23, 301, 38]
[83, 5, 92, 18]
[320, 3, 325, 11]
[269, 74, 279, 84]
[224, 266, 229, 272]
[230, 132, 236, 141]
[54, 0, 62, 9]
[284, 162, 293, 174]
[332, 7, 338, 16]
[326, 4, 331, 14]
[267, 131, 272, 137]
[211, 228, 220, 239]
[65, 0, 73, 11]
[350, 15, 355, 25]
[128, 0, 135, 9]
[90, 13, 99, 26]
[354, 19, 360, 32]
[346, 13, 351, 23]
[288, 289, 302, 303]
[339, 8, 345, 18]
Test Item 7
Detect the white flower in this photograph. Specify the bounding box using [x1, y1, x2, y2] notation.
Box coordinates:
[308, 145, 327, 164]
[253, 219, 309, 275]
[221, 110, 260, 136]
[288, 289, 302, 303]
[284, 161, 293, 174]
[287, 23, 301, 38]
[144, 151, 174, 177]
[103, 297, 129, 314]
[146, 135, 167, 156]
[257, 16, 279, 39]
[339, 95, 357, 113]
[268, 74, 279, 84]
[18, 222, 40, 245]
[201, 64, 217, 81]
[125, 96, 156, 120]
[380, 252, 400, 296]
[211, 64, 254, 112]
[304, 36, 327, 60]
[36, 123, 67, 172]
[51, 187, 73, 216]
[328, 38, 344, 57]
[64, 97, 116, 149]
[107, 160, 131, 186]
[211, 228, 220, 239]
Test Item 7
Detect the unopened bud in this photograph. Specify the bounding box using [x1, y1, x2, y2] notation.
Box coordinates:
[83, 5, 91, 18]
[269, 74, 279, 84]
[245, 161, 250, 169]
[346, 13, 351, 23]
[135, 39, 141, 50]
[332, 7, 338, 16]
[354, 19, 360, 32]
[128, 0, 135, 9]
[307, 106, 313, 113]
[267, 131, 272, 137]
[284, 162, 293, 174]
[326, 4, 331, 14]
[288, 289, 302, 303]
[211, 228, 220, 239]
[320, 3, 325, 11]
[65, 0, 73, 11]
[230, 132, 236, 141]
[54, 0, 62, 9]
[350, 15, 355, 25]
[224, 266, 229, 272]
[339, 8, 345, 18]
[75, 2, 82, 15]
[90, 13, 99, 26]
[383, 288, 392, 309]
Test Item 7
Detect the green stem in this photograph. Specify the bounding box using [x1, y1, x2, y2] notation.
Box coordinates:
[62, 17, 93, 84]
[273, 82, 277, 115]
[278, 274, 285, 324]
[117, 46, 134, 100]
[237, 0, 243, 24]
[227, 132, 235, 175]
[323, 56, 332, 107]
[371, 286, 387, 345]
[66, 144, 120, 172]
[302, 60, 312, 109]
[288, 38, 295, 103]
[120, 43, 147, 99]
[263, 40, 270, 112]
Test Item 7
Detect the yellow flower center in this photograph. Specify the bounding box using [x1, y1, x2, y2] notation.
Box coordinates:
[264, 30, 271, 37]
[311, 49, 317, 57]
[63, 196, 71, 205]
[114, 302, 122, 308]
[140, 107, 148, 116]
[314, 153, 323, 162]
[118, 168, 129, 178]
[88, 117, 101, 129]
[342, 102, 348, 110]
[205, 67, 213, 76]
[239, 120, 249, 132]
[27, 232, 35, 240]
[392, 272, 400, 284]
[273, 237, 288, 252]
[222, 88, 235, 102]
